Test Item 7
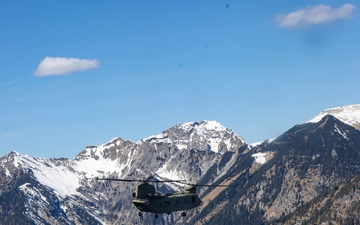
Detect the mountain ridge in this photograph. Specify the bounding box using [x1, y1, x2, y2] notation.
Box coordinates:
[308, 104, 360, 130]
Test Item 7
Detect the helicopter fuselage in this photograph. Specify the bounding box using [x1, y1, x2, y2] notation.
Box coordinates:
[132, 192, 201, 214]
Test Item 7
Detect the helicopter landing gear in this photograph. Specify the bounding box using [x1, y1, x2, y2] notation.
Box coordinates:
[181, 212, 187, 217]
[138, 212, 142, 217]
[155, 214, 159, 219]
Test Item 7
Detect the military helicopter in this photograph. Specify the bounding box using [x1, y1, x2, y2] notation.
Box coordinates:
[96, 177, 229, 219]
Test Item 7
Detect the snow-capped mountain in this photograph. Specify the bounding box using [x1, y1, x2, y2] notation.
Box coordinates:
[143, 120, 245, 154]
[0, 120, 247, 224]
[1, 105, 360, 224]
[308, 104, 360, 129]
[188, 107, 360, 225]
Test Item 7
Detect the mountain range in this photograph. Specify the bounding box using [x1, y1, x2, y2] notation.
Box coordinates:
[1, 104, 360, 224]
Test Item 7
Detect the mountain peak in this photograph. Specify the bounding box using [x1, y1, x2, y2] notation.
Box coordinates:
[177, 120, 227, 133]
[143, 120, 246, 153]
[308, 104, 360, 130]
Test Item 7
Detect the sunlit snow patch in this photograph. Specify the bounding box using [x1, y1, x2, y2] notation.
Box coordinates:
[251, 152, 268, 165]
[155, 162, 187, 182]
[308, 104, 360, 129]
[16, 154, 80, 198]
[73, 145, 132, 178]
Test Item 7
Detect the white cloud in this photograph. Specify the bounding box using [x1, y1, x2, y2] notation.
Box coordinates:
[276, 4, 357, 29]
[34, 56, 100, 77]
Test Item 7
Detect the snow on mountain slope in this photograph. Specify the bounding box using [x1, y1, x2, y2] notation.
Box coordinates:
[143, 120, 246, 153]
[4, 149, 120, 198]
[6, 150, 126, 198]
[308, 104, 360, 130]
[9, 152, 80, 197]
[73, 145, 128, 178]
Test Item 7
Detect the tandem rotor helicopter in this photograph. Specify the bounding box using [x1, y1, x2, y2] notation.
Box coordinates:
[95, 177, 230, 219]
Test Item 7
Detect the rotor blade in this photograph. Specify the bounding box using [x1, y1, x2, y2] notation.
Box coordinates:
[93, 177, 233, 187]
[193, 184, 230, 187]
[95, 178, 186, 183]
[95, 178, 142, 182]
[175, 181, 232, 187]
[150, 180, 187, 183]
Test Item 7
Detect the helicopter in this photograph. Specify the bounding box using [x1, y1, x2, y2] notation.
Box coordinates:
[96, 177, 229, 219]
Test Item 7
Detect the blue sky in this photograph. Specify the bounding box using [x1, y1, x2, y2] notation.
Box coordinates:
[1, 1, 359, 159]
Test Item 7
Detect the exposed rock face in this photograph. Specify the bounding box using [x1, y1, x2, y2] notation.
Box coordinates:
[284, 174, 360, 225]
[189, 115, 360, 225]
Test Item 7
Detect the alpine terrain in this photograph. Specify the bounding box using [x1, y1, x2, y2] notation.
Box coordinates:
[1, 105, 360, 225]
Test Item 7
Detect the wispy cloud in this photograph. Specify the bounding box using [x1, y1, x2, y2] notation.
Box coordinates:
[2, 80, 17, 87]
[276, 4, 357, 29]
[34, 56, 100, 77]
